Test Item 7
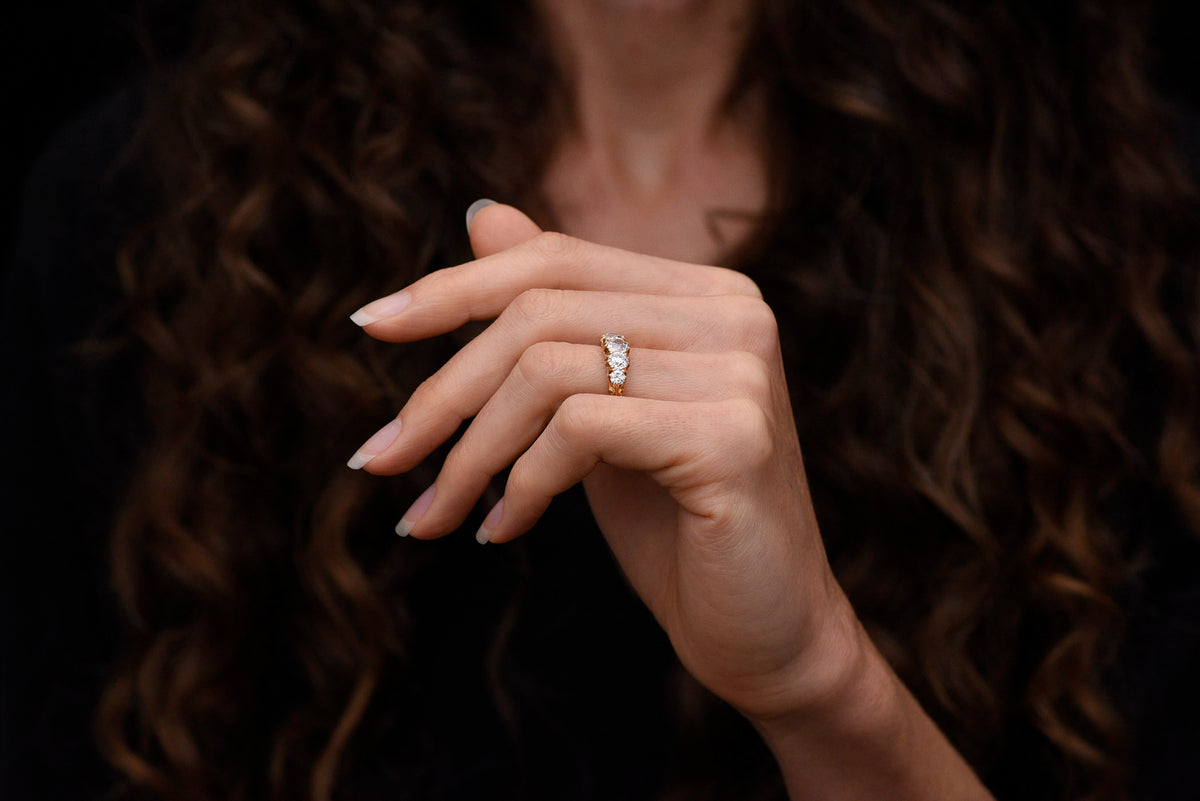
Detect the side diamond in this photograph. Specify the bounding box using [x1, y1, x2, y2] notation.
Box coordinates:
[607, 353, 629, 370]
[609, 369, 626, 386]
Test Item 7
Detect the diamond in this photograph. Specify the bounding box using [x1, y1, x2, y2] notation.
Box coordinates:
[609, 369, 626, 386]
[602, 335, 629, 354]
[607, 353, 629, 370]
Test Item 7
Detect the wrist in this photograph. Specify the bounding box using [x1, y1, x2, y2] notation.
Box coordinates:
[746, 586, 889, 738]
[751, 621, 897, 749]
[744, 591, 993, 801]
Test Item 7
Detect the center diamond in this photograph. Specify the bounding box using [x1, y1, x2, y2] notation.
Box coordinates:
[602, 335, 629, 354]
[607, 353, 629, 370]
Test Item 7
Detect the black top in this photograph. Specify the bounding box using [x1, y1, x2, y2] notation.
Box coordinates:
[3, 88, 1199, 801]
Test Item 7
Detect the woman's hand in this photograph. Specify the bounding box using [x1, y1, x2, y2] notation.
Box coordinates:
[348, 202, 993, 800]
[348, 202, 852, 721]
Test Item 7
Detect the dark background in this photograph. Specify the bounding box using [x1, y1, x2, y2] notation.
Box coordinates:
[4, 0, 195, 265]
[4, 0, 1199, 266]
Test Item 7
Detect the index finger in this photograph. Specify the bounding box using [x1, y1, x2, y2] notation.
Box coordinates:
[350, 228, 763, 342]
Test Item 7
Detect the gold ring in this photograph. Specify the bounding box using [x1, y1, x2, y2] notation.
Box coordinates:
[600, 333, 629, 396]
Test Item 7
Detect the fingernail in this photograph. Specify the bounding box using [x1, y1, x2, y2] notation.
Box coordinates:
[351, 290, 411, 326]
[465, 198, 497, 231]
[475, 497, 504, 545]
[346, 417, 403, 469]
[396, 484, 436, 537]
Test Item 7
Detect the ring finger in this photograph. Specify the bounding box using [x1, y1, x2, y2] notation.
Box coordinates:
[390, 342, 773, 537]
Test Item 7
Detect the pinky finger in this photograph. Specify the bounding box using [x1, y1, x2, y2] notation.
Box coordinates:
[476, 393, 766, 544]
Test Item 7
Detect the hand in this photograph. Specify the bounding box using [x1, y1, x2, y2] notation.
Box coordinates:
[348, 204, 995, 800]
[348, 203, 859, 722]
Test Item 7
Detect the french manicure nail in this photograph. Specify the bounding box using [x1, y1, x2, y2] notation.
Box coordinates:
[465, 198, 497, 231]
[346, 417, 403, 470]
[350, 290, 411, 326]
[396, 484, 437, 537]
[475, 498, 504, 545]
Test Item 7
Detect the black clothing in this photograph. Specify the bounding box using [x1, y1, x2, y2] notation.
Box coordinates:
[3, 89, 1199, 801]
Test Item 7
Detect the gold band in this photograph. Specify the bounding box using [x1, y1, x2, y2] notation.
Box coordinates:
[600, 333, 629, 396]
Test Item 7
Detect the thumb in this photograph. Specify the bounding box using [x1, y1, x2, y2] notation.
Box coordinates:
[466, 199, 543, 258]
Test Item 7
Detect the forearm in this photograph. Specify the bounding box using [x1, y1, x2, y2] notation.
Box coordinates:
[752, 607, 994, 801]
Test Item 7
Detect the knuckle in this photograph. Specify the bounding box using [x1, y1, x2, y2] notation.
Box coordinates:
[727, 351, 773, 403]
[508, 287, 568, 324]
[552, 393, 596, 442]
[743, 296, 780, 335]
[440, 436, 497, 496]
[713, 268, 763, 299]
[529, 230, 581, 260]
[439, 440, 475, 478]
[407, 374, 442, 411]
[505, 456, 536, 498]
[729, 296, 781, 352]
[513, 341, 566, 392]
[718, 398, 774, 464]
[450, 465, 493, 500]
[410, 369, 470, 421]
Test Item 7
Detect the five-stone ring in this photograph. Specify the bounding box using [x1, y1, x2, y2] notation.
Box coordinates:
[600, 333, 629, 396]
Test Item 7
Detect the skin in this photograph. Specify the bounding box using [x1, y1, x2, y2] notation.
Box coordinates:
[347, 1, 998, 797]
[536, 0, 769, 264]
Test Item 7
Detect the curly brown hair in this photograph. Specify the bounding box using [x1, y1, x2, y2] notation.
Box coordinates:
[97, 1, 1200, 800]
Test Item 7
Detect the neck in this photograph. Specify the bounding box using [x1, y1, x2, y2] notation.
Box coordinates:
[537, 0, 761, 197]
